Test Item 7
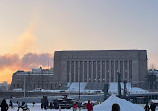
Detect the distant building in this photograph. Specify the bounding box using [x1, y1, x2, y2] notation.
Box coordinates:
[0, 81, 9, 92]
[148, 69, 158, 90]
[54, 50, 148, 89]
[10, 67, 54, 91]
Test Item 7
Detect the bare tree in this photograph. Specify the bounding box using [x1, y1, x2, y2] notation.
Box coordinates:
[149, 64, 156, 70]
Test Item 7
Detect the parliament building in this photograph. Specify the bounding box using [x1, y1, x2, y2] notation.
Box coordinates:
[54, 50, 148, 89]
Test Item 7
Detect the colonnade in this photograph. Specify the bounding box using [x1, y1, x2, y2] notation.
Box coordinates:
[67, 60, 132, 83]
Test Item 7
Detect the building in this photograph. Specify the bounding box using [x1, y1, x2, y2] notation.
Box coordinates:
[148, 69, 157, 90]
[54, 50, 148, 89]
[10, 67, 54, 91]
[0, 81, 9, 92]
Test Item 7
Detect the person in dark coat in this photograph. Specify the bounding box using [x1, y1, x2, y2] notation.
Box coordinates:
[44, 96, 48, 110]
[144, 103, 149, 111]
[0, 99, 9, 111]
[53, 100, 58, 109]
[112, 103, 120, 111]
[9, 100, 13, 109]
[49, 102, 53, 109]
[41, 97, 44, 109]
[86, 100, 93, 111]
[150, 102, 156, 111]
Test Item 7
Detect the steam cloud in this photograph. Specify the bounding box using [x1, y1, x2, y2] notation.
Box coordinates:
[0, 53, 53, 71]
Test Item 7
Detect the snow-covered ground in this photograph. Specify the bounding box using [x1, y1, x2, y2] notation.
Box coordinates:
[4, 95, 158, 111]
[68, 82, 87, 92]
[108, 82, 148, 94]
[94, 95, 144, 111]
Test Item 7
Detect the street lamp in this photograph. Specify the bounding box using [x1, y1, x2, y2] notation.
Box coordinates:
[24, 75, 26, 98]
[78, 67, 81, 111]
[117, 71, 121, 97]
[69, 73, 71, 96]
[79, 67, 80, 101]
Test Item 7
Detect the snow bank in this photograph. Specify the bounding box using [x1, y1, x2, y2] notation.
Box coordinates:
[108, 82, 148, 94]
[93, 95, 144, 111]
[68, 82, 87, 91]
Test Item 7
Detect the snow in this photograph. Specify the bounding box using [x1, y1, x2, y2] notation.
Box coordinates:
[26, 82, 148, 95]
[4, 95, 147, 111]
[68, 82, 87, 92]
[94, 95, 144, 111]
[108, 82, 148, 94]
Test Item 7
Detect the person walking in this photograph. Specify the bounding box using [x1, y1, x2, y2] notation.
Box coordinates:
[9, 100, 13, 109]
[73, 102, 78, 111]
[150, 102, 156, 111]
[144, 103, 149, 111]
[0, 99, 9, 111]
[21, 102, 29, 111]
[53, 100, 58, 109]
[43, 96, 48, 110]
[41, 96, 44, 109]
[111, 103, 120, 111]
[17, 101, 21, 111]
[32, 102, 35, 107]
[86, 100, 93, 111]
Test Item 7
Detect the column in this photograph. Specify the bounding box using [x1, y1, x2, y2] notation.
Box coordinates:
[93, 61, 96, 82]
[114, 60, 119, 82]
[71, 61, 74, 82]
[75, 61, 78, 82]
[111, 61, 114, 82]
[100, 61, 103, 82]
[84, 61, 88, 82]
[88, 61, 91, 82]
[82, 61, 84, 82]
[120, 60, 123, 81]
[109, 60, 111, 82]
[127, 60, 129, 82]
[87, 61, 89, 82]
[106, 61, 109, 82]
[124, 60, 128, 81]
[97, 61, 101, 82]
[91, 61, 93, 82]
[114, 60, 116, 82]
[69, 61, 71, 82]
[67, 61, 70, 82]
[129, 60, 132, 82]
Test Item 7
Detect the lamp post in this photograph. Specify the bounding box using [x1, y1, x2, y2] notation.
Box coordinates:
[117, 71, 121, 97]
[78, 67, 81, 111]
[24, 75, 26, 98]
[79, 67, 80, 101]
[69, 72, 71, 96]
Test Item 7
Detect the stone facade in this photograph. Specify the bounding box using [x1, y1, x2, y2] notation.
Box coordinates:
[10, 67, 54, 90]
[54, 50, 148, 88]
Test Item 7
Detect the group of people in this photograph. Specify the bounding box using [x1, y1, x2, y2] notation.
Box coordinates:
[73, 101, 121, 111]
[0, 99, 30, 111]
[0, 99, 14, 111]
[41, 96, 49, 110]
[0, 98, 157, 111]
[73, 100, 93, 111]
[0, 99, 8, 111]
[144, 102, 156, 111]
